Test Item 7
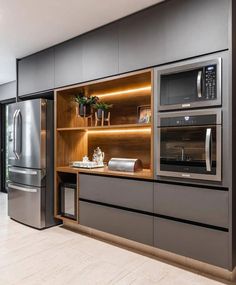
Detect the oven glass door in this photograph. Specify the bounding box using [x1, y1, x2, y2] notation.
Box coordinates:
[159, 125, 219, 176]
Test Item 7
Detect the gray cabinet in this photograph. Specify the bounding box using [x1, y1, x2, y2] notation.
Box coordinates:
[0, 81, 16, 102]
[82, 23, 119, 82]
[18, 48, 54, 97]
[154, 183, 229, 228]
[55, 37, 83, 88]
[118, 0, 230, 72]
[80, 174, 153, 212]
[80, 201, 153, 246]
[154, 217, 229, 269]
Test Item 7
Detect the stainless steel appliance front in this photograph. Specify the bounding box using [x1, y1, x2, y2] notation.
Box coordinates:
[8, 182, 46, 229]
[157, 109, 222, 181]
[158, 58, 221, 111]
[7, 99, 56, 229]
[7, 99, 46, 169]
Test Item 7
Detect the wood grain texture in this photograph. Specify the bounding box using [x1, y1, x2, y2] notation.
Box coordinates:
[88, 131, 151, 169]
[56, 130, 87, 167]
[56, 166, 153, 180]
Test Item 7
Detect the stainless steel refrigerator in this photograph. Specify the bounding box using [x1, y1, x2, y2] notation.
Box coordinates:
[7, 99, 56, 229]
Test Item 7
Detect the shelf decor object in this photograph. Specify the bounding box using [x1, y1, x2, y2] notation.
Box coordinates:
[108, 158, 143, 172]
[94, 102, 112, 126]
[74, 89, 99, 126]
[137, 105, 151, 124]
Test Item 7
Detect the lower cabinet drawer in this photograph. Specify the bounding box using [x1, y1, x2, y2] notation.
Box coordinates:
[80, 201, 153, 246]
[154, 217, 229, 269]
[80, 174, 153, 212]
[154, 183, 229, 228]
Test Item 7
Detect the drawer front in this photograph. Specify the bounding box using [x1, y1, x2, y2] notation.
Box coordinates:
[80, 174, 153, 212]
[9, 167, 45, 187]
[154, 217, 229, 269]
[154, 183, 229, 228]
[80, 201, 153, 246]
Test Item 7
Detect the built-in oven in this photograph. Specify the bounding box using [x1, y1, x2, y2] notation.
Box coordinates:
[157, 109, 221, 181]
[158, 58, 221, 111]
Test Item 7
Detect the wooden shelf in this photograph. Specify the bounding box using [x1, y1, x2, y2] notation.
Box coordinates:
[56, 166, 153, 180]
[54, 69, 154, 221]
[57, 123, 151, 132]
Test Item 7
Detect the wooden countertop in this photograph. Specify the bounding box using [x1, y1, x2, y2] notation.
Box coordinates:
[56, 166, 153, 180]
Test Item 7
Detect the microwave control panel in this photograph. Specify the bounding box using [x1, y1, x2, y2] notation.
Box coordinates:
[204, 65, 217, 100]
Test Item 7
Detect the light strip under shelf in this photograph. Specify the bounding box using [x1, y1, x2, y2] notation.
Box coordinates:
[87, 128, 151, 135]
[92, 86, 152, 98]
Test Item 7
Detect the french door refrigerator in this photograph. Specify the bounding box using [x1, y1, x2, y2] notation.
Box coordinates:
[7, 99, 56, 229]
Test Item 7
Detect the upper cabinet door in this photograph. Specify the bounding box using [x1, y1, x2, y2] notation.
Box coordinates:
[0, 81, 16, 102]
[82, 23, 119, 82]
[118, 0, 230, 73]
[55, 37, 83, 88]
[18, 48, 54, 96]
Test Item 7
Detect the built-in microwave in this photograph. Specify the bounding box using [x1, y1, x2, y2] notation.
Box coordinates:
[157, 109, 222, 181]
[158, 58, 221, 111]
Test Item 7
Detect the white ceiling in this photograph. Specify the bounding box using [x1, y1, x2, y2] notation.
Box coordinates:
[0, 0, 164, 84]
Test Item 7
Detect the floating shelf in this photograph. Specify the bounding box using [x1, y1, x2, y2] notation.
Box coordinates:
[56, 123, 152, 132]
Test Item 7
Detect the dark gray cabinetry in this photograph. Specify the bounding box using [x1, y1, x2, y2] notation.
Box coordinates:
[80, 201, 153, 246]
[54, 38, 83, 88]
[18, 48, 54, 97]
[118, 0, 230, 72]
[154, 218, 229, 269]
[154, 183, 229, 228]
[0, 81, 16, 102]
[80, 174, 153, 212]
[79, 174, 154, 245]
[82, 23, 119, 82]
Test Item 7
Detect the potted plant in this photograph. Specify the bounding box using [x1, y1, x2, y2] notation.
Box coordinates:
[74, 90, 99, 117]
[94, 102, 113, 119]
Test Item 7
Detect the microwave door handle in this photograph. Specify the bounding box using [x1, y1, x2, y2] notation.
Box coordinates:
[197, 70, 202, 98]
[205, 128, 212, 172]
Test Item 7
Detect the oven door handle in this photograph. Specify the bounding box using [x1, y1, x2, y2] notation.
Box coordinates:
[197, 70, 202, 98]
[205, 128, 212, 172]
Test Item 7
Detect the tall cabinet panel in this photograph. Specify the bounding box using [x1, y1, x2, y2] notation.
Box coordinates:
[18, 48, 54, 97]
[82, 23, 119, 82]
[118, 0, 230, 73]
[0, 81, 16, 102]
[54, 37, 83, 88]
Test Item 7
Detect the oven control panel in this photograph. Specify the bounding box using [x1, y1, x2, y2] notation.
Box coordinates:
[204, 65, 217, 100]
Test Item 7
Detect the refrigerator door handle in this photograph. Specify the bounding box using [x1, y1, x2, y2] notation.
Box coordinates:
[8, 183, 38, 193]
[8, 167, 38, 175]
[13, 109, 19, 159]
[15, 109, 22, 159]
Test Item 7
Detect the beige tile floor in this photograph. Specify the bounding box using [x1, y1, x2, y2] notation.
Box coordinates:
[0, 192, 228, 285]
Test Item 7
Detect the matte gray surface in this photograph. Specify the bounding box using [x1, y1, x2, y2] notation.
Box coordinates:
[54, 37, 83, 88]
[80, 201, 153, 246]
[154, 217, 229, 269]
[80, 174, 153, 212]
[0, 81, 16, 102]
[18, 48, 54, 96]
[118, 0, 229, 72]
[154, 183, 229, 228]
[82, 23, 119, 82]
